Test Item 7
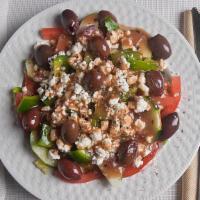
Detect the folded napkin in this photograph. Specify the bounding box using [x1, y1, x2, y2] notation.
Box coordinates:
[182, 10, 199, 200]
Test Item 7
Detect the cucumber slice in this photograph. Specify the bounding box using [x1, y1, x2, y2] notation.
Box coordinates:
[140, 99, 162, 142]
[25, 59, 35, 79]
[34, 159, 50, 174]
[99, 164, 122, 186]
[30, 131, 56, 167]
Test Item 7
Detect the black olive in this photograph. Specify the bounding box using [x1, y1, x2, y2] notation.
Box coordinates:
[34, 45, 54, 69]
[117, 140, 137, 166]
[148, 34, 172, 59]
[83, 69, 106, 92]
[159, 112, 179, 141]
[61, 119, 80, 144]
[87, 36, 110, 60]
[145, 70, 164, 96]
[61, 9, 79, 35]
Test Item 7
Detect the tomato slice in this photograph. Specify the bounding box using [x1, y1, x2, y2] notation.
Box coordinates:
[123, 143, 159, 177]
[154, 76, 181, 117]
[55, 34, 72, 53]
[23, 75, 39, 96]
[54, 169, 103, 184]
[169, 76, 181, 96]
[40, 28, 65, 40]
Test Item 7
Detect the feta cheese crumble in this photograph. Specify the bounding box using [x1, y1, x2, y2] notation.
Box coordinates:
[135, 97, 149, 113]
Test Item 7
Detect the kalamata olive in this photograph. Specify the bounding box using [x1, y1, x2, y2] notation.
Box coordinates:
[83, 69, 106, 92]
[61, 9, 79, 35]
[159, 112, 179, 141]
[117, 140, 137, 166]
[61, 119, 80, 144]
[22, 107, 41, 131]
[145, 70, 164, 96]
[34, 45, 54, 69]
[97, 10, 117, 33]
[148, 34, 172, 59]
[58, 159, 82, 180]
[87, 36, 110, 60]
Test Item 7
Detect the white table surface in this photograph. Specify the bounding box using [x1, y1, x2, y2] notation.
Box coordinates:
[0, 0, 199, 199]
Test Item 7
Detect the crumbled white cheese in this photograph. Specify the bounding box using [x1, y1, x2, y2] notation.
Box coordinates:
[60, 73, 70, 84]
[134, 156, 144, 168]
[56, 139, 71, 153]
[71, 42, 83, 54]
[135, 119, 146, 131]
[135, 97, 149, 113]
[90, 129, 103, 143]
[22, 86, 27, 93]
[48, 149, 60, 160]
[73, 83, 91, 103]
[49, 76, 58, 87]
[106, 40, 119, 49]
[92, 147, 110, 165]
[109, 98, 119, 107]
[41, 106, 51, 111]
[138, 72, 149, 96]
[121, 56, 130, 68]
[75, 135, 92, 149]
[116, 69, 129, 92]
[30, 119, 36, 125]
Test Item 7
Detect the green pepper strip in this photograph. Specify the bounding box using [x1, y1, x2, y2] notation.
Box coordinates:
[17, 95, 40, 112]
[11, 87, 22, 94]
[37, 124, 53, 148]
[69, 150, 91, 163]
[52, 55, 69, 76]
[129, 59, 158, 71]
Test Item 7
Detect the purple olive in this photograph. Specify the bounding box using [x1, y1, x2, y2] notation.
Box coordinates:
[87, 36, 110, 60]
[58, 159, 82, 180]
[61, 9, 79, 35]
[148, 34, 172, 59]
[97, 10, 117, 34]
[61, 119, 80, 144]
[83, 69, 106, 92]
[117, 140, 137, 166]
[22, 107, 41, 131]
[145, 70, 164, 96]
[159, 112, 179, 141]
[34, 45, 54, 69]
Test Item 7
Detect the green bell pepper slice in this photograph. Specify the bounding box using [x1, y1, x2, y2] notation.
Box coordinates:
[37, 124, 53, 148]
[17, 95, 40, 112]
[129, 59, 158, 71]
[11, 87, 22, 94]
[51, 55, 69, 76]
[111, 49, 141, 65]
[69, 150, 91, 163]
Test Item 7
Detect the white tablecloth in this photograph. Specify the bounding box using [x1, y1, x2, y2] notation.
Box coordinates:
[0, 0, 199, 199]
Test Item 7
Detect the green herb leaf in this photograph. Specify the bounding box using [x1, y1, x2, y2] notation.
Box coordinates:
[105, 17, 119, 32]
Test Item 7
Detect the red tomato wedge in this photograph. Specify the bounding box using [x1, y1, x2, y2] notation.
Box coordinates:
[40, 28, 65, 40]
[154, 76, 181, 117]
[23, 75, 39, 96]
[55, 34, 72, 53]
[55, 143, 159, 183]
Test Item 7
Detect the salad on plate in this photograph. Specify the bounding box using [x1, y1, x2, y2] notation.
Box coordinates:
[11, 9, 181, 184]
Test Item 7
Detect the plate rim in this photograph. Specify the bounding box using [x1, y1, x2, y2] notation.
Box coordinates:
[0, 1, 200, 199]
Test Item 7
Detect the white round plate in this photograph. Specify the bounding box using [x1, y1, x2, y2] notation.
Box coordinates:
[0, 0, 200, 199]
